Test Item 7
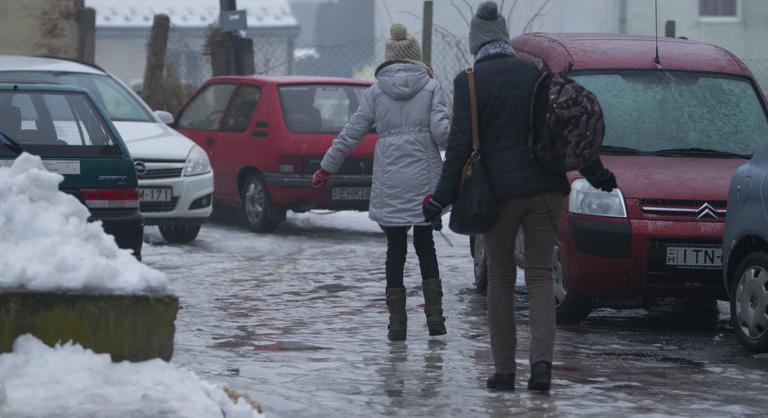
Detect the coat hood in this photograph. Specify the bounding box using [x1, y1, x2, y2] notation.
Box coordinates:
[375, 61, 431, 101]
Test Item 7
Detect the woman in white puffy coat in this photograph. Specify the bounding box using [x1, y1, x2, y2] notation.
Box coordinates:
[313, 24, 450, 341]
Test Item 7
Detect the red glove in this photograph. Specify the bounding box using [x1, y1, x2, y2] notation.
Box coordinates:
[312, 168, 331, 188]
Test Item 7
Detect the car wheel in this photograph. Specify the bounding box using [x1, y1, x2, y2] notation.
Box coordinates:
[159, 224, 201, 244]
[241, 174, 280, 233]
[554, 247, 593, 324]
[731, 252, 768, 352]
[472, 235, 488, 295]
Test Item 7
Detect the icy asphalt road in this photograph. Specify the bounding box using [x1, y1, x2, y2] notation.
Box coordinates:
[143, 212, 768, 418]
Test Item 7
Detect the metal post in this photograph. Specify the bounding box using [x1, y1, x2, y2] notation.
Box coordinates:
[618, 0, 628, 33]
[665, 20, 676, 38]
[422, 0, 433, 66]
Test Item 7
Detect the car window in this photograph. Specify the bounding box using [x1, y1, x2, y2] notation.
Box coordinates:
[572, 71, 768, 156]
[0, 71, 153, 122]
[221, 85, 261, 132]
[177, 84, 237, 130]
[0, 90, 119, 157]
[279, 84, 367, 133]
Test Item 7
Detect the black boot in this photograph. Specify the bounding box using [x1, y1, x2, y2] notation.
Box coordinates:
[422, 279, 447, 336]
[527, 361, 552, 392]
[386, 288, 407, 341]
[486, 373, 515, 391]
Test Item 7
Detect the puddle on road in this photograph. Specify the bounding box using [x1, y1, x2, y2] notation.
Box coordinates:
[143, 218, 768, 417]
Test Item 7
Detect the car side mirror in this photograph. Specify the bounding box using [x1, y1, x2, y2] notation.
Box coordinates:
[155, 110, 175, 125]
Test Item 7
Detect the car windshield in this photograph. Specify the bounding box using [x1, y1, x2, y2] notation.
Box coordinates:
[571, 70, 768, 157]
[279, 84, 368, 133]
[0, 90, 121, 158]
[0, 71, 153, 123]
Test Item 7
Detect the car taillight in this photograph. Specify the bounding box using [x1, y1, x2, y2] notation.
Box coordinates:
[278, 156, 304, 174]
[81, 188, 139, 209]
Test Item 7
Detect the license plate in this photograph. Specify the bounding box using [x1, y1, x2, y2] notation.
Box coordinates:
[666, 246, 722, 268]
[139, 188, 172, 202]
[331, 187, 370, 201]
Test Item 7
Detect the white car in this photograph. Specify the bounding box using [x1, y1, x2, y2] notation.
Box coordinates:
[0, 55, 214, 243]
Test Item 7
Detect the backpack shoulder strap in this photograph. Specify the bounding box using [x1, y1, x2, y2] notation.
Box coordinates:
[465, 67, 480, 153]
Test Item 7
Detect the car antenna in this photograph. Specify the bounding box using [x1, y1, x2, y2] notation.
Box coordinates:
[653, 0, 661, 65]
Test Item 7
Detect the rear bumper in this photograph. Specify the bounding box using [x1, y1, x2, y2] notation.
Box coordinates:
[263, 173, 372, 211]
[561, 214, 725, 299]
[92, 211, 144, 257]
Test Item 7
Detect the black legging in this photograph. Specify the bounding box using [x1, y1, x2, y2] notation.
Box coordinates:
[383, 225, 440, 288]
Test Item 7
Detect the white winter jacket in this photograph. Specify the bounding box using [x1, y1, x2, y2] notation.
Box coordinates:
[320, 62, 451, 226]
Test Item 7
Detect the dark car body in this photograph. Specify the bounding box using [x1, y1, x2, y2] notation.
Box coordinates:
[472, 33, 768, 322]
[0, 82, 143, 258]
[722, 144, 768, 352]
[176, 76, 376, 232]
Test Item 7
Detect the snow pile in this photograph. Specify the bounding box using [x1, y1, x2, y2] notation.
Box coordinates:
[0, 153, 166, 293]
[0, 335, 264, 418]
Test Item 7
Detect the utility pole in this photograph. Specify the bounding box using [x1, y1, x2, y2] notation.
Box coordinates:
[210, 0, 254, 76]
[422, 0, 433, 66]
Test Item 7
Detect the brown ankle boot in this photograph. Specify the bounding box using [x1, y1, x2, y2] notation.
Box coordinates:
[422, 279, 447, 336]
[386, 288, 407, 341]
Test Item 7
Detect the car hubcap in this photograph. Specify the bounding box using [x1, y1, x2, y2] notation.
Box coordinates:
[553, 249, 567, 308]
[736, 266, 768, 339]
[244, 181, 265, 225]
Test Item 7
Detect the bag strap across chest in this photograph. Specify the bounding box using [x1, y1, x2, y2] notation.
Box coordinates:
[465, 67, 480, 154]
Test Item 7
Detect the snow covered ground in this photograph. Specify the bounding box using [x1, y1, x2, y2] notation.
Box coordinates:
[0, 335, 264, 418]
[0, 153, 165, 293]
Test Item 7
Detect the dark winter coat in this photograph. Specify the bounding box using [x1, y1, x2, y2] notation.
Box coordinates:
[433, 53, 604, 205]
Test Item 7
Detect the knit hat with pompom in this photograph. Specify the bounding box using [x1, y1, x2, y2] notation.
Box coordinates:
[469, 1, 510, 55]
[385, 23, 423, 62]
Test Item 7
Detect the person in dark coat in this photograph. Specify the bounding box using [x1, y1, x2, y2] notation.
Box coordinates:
[423, 1, 616, 392]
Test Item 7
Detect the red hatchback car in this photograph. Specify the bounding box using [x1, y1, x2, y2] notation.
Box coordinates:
[473, 33, 768, 323]
[176, 76, 376, 232]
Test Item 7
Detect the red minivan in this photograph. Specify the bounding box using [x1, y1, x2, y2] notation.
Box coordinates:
[473, 33, 768, 324]
[176, 76, 376, 232]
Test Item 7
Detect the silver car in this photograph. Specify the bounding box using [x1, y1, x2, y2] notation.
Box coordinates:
[723, 142, 768, 353]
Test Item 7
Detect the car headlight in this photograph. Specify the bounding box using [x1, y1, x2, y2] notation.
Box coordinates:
[569, 179, 627, 218]
[183, 146, 211, 177]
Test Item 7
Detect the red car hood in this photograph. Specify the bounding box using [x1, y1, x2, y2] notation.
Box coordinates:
[593, 156, 746, 200]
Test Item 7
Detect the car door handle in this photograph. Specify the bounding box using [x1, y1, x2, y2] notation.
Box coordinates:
[206, 138, 215, 146]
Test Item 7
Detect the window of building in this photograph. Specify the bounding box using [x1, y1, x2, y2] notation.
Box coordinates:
[699, 0, 740, 20]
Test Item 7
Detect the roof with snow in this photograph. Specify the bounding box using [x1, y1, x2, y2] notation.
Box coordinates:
[85, 0, 298, 29]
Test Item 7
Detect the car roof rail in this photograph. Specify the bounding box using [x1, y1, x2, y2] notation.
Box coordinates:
[0, 78, 60, 85]
[35, 55, 107, 73]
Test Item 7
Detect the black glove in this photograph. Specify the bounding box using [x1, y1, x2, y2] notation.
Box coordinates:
[586, 168, 617, 193]
[422, 194, 444, 224]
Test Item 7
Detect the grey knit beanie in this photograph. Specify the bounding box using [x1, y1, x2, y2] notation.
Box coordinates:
[469, 1, 510, 55]
[385, 23, 423, 62]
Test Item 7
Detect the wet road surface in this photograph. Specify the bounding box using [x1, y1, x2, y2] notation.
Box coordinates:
[143, 212, 768, 417]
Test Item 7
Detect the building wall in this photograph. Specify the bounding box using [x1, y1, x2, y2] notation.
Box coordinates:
[625, 0, 768, 60]
[0, 0, 85, 58]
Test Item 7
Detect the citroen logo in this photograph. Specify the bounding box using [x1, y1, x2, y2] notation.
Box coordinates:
[134, 161, 148, 176]
[696, 203, 720, 219]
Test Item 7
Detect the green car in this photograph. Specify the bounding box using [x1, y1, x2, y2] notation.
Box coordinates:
[0, 81, 143, 258]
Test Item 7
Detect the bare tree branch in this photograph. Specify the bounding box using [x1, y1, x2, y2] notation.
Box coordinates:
[523, 0, 552, 33]
[506, 0, 521, 24]
[461, 0, 474, 18]
[450, 0, 472, 29]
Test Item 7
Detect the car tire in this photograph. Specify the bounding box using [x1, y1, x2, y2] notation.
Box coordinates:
[730, 252, 768, 352]
[472, 235, 488, 295]
[241, 174, 280, 233]
[159, 224, 201, 244]
[554, 247, 593, 324]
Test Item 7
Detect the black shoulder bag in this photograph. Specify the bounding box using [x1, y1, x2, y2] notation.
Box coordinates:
[449, 67, 498, 235]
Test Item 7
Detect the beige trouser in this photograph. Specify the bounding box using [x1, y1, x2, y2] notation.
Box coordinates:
[483, 192, 563, 374]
